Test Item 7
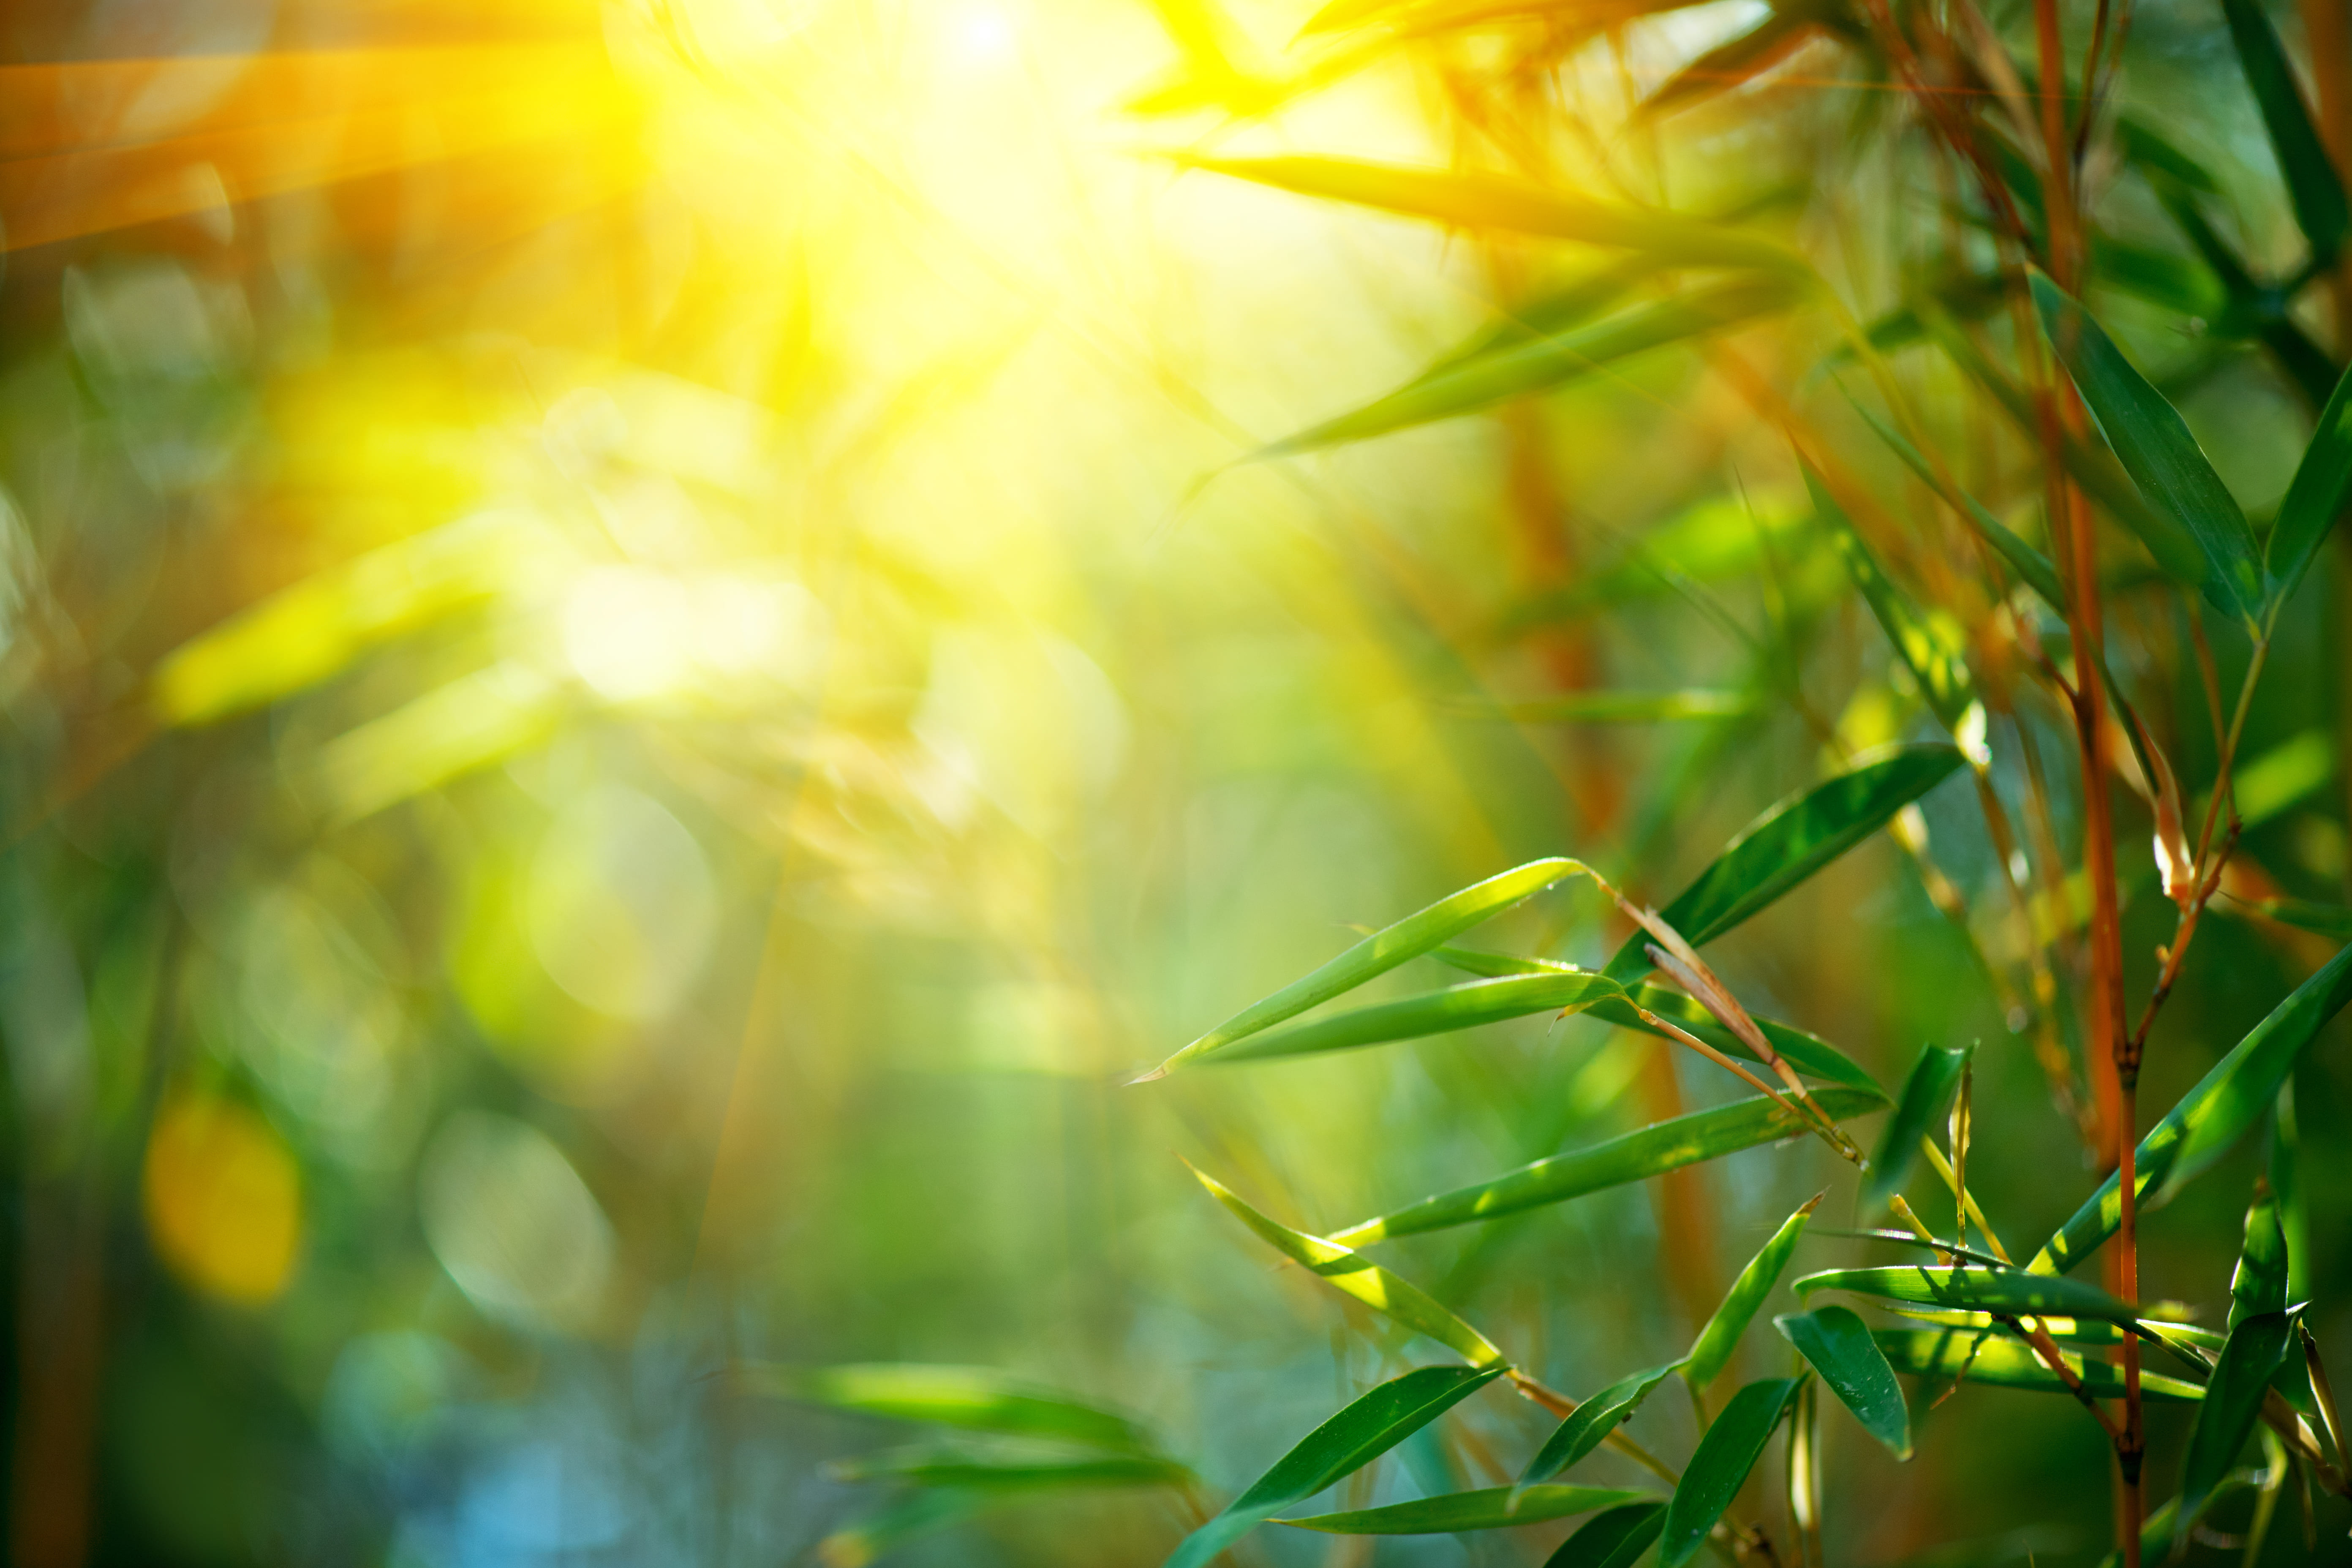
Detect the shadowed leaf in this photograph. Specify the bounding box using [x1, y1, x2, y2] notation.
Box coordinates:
[2229, 894, 2352, 938]
[828, 1451, 1194, 1489]
[1798, 1265, 2138, 1322]
[1329, 1087, 1884, 1245]
[1518, 1363, 1682, 1491]
[1280, 1483, 1652, 1533]
[2265, 359, 2352, 602]
[1544, 1500, 1668, 1567]
[1161, 1364, 1508, 1568]
[1661, 1377, 1804, 1567]
[2221, 0, 2350, 264]
[1776, 1307, 1912, 1458]
[2232, 1181, 2290, 1327]
[1861, 1043, 1970, 1217]
[2178, 1310, 2298, 1529]
[1686, 1196, 1821, 1391]
[1843, 393, 2065, 608]
[1210, 971, 1627, 1064]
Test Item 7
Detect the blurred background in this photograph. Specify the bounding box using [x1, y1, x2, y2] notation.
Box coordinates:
[1, 0, 2348, 1563]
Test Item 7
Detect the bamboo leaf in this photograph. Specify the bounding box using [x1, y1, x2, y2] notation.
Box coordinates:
[1148, 858, 1591, 1076]
[1660, 1377, 1804, 1568]
[1798, 1265, 2139, 1322]
[1872, 1329, 2206, 1401]
[2231, 1180, 2290, 1328]
[1518, 1363, 1682, 1490]
[2179, 1310, 2298, 1529]
[1801, 461, 1978, 732]
[1685, 1196, 1821, 1391]
[1473, 689, 1761, 722]
[2030, 270, 2264, 618]
[1279, 1483, 1652, 1533]
[1330, 1087, 1885, 1245]
[1543, 1500, 1669, 1568]
[1860, 1043, 1970, 1217]
[1162, 1364, 1507, 1568]
[1775, 1308, 1912, 1459]
[818, 1492, 986, 1568]
[1190, 1164, 1507, 1366]
[2028, 942, 2352, 1275]
[2265, 359, 2352, 602]
[1638, 13, 1816, 120]
[1842, 393, 2065, 608]
[732, 1364, 1156, 1453]
[1209, 972, 1628, 1064]
[828, 1451, 1195, 1490]
[2230, 894, 2352, 938]
[1263, 277, 1805, 457]
[1600, 745, 1967, 979]
[2220, 0, 2350, 264]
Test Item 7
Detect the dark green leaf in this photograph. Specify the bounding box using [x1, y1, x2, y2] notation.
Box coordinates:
[1211, 972, 1627, 1064]
[2231, 1181, 2289, 1327]
[1802, 459, 1977, 731]
[1660, 1377, 1803, 1568]
[1775, 1308, 1912, 1458]
[1841, 393, 2064, 607]
[1519, 1362, 1682, 1489]
[1162, 1365, 1508, 1568]
[2028, 941, 2352, 1275]
[2221, 0, 2350, 264]
[1280, 1483, 1652, 1533]
[829, 1451, 1194, 1490]
[2118, 116, 2222, 193]
[2179, 1310, 2298, 1528]
[1147, 858, 1591, 1076]
[1329, 1087, 1884, 1245]
[1686, 1197, 1821, 1391]
[2230, 894, 2352, 938]
[732, 1364, 1154, 1453]
[1872, 1329, 2206, 1401]
[1860, 1043, 1969, 1217]
[1601, 745, 1966, 979]
[1545, 1500, 1669, 1568]
[1190, 1165, 1507, 1366]
[1798, 1265, 2138, 1322]
[2030, 270, 2263, 618]
[2265, 359, 2352, 602]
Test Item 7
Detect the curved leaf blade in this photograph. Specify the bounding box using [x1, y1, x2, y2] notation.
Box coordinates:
[1798, 1265, 2138, 1322]
[1190, 1164, 1506, 1366]
[2266, 359, 2352, 602]
[732, 1363, 1155, 1453]
[1842, 392, 2066, 609]
[1802, 460, 1977, 731]
[1686, 1196, 1821, 1391]
[1519, 1362, 1682, 1490]
[1214, 972, 1627, 1064]
[1872, 1329, 2205, 1401]
[1776, 1308, 1912, 1459]
[2178, 1310, 2298, 1528]
[1331, 1087, 1884, 1245]
[2029, 941, 2352, 1274]
[2030, 270, 2262, 618]
[1280, 1483, 1652, 1533]
[2220, 0, 2350, 264]
[829, 1451, 1194, 1490]
[1602, 746, 1967, 979]
[2230, 1180, 2289, 1328]
[1163, 1364, 1508, 1568]
[1544, 1500, 1669, 1568]
[1860, 1043, 1970, 1217]
[1661, 1377, 1804, 1568]
[1149, 858, 1591, 1077]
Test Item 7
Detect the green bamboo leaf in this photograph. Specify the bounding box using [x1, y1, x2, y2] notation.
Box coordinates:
[818, 1491, 986, 1568]
[1162, 1364, 1507, 1568]
[1430, 946, 1884, 1094]
[1775, 1308, 1912, 1459]
[1263, 277, 1805, 457]
[1210, 972, 1628, 1065]
[1600, 745, 1966, 979]
[1860, 1043, 1970, 1217]
[1190, 1164, 1506, 1366]
[1660, 1377, 1804, 1568]
[1518, 1362, 1682, 1490]
[1147, 858, 1591, 1077]
[732, 1364, 1154, 1452]
[2231, 1181, 2289, 1327]
[2028, 941, 2352, 1275]
[1329, 1087, 1884, 1245]
[2231, 894, 2352, 938]
[2221, 0, 2350, 264]
[1800, 461, 1977, 732]
[1871, 1329, 2206, 1401]
[1685, 1196, 1821, 1391]
[1279, 1483, 1652, 1533]
[828, 1451, 1195, 1490]
[2265, 359, 2352, 602]
[2179, 1310, 2298, 1529]
[1880, 1307, 2225, 1354]
[1544, 1500, 1668, 1568]
[1179, 156, 1808, 273]
[2117, 116, 2223, 193]
[1841, 393, 2065, 608]
[2030, 270, 2263, 618]
[1797, 1265, 2138, 1323]
[1473, 689, 1760, 722]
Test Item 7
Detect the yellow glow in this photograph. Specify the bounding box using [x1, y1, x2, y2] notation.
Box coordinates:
[142, 1095, 302, 1306]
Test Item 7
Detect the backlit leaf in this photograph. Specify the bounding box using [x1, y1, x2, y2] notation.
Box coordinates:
[1860, 1043, 1969, 1217]
[1639, 13, 1816, 120]
[1801, 460, 1977, 732]
[2230, 1181, 2289, 1328]
[1600, 745, 1966, 978]
[1518, 1362, 1682, 1490]
[1872, 1329, 2205, 1401]
[1798, 1264, 2138, 1322]
[1279, 1483, 1652, 1533]
[1544, 1500, 1668, 1568]
[1842, 393, 2064, 608]
[1474, 689, 1760, 722]
[1329, 1087, 1884, 1245]
[1162, 1364, 1507, 1568]
[2178, 1310, 2298, 1528]
[733, 1363, 1155, 1452]
[2031, 270, 2263, 618]
[1685, 1196, 1820, 1391]
[2028, 941, 2352, 1275]
[1660, 1377, 1803, 1568]
[1190, 1164, 1506, 1366]
[1209, 971, 1627, 1064]
[1775, 1307, 1911, 1458]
